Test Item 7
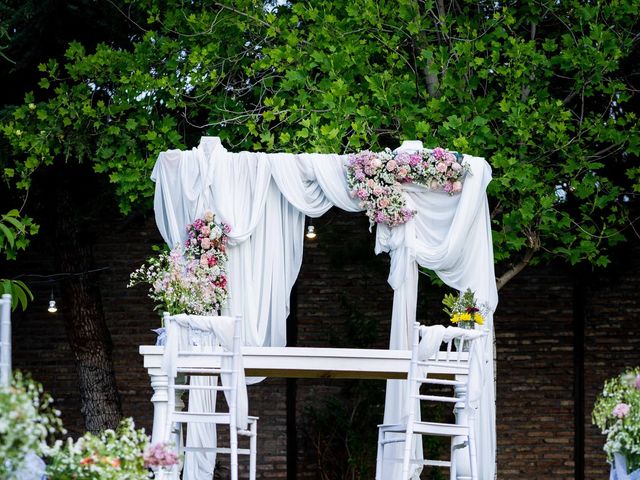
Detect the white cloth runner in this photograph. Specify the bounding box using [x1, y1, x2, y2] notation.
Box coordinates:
[417, 325, 486, 409]
[151, 137, 498, 479]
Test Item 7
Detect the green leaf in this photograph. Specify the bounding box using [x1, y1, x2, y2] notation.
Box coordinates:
[0, 223, 15, 248]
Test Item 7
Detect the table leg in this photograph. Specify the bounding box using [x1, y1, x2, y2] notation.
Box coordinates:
[150, 370, 169, 444]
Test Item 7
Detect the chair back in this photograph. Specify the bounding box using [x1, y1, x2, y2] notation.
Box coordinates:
[406, 323, 486, 424]
[162, 313, 244, 438]
[0, 294, 11, 387]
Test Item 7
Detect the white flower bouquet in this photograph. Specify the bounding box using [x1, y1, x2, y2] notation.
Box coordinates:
[0, 372, 64, 478]
[593, 367, 640, 473]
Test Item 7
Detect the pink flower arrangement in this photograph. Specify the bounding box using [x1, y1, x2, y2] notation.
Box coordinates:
[346, 147, 469, 228]
[129, 211, 231, 315]
[143, 442, 180, 469]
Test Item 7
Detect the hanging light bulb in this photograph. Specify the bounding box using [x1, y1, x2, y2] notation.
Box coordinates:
[48, 290, 57, 313]
[305, 225, 317, 240]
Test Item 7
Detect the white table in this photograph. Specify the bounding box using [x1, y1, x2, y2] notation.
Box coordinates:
[140, 345, 468, 443]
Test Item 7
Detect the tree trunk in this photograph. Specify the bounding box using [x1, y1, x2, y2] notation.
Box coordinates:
[54, 179, 122, 432]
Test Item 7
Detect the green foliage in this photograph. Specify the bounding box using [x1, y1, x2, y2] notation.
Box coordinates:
[0, 371, 65, 478]
[1, 278, 33, 312]
[1, 0, 639, 284]
[0, 209, 38, 261]
[593, 368, 640, 470]
[0, 209, 37, 311]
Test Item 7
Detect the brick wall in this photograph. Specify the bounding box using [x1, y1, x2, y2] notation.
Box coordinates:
[7, 208, 640, 479]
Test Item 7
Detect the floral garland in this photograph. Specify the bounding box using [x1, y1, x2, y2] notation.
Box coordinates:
[346, 146, 469, 227]
[129, 210, 231, 316]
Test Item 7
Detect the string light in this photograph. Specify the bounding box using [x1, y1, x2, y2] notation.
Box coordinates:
[305, 225, 317, 240]
[47, 290, 57, 313]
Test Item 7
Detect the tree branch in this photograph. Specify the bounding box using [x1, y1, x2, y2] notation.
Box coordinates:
[423, 58, 441, 97]
[496, 247, 535, 290]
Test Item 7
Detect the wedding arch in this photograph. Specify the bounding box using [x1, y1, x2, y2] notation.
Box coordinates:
[151, 136, 498, 479]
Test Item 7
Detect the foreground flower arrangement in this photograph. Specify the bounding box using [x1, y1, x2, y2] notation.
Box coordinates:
[1, 372, 180, 479]
[46, 418, 152, 479]
[129, 211, 231, 315]
[346, 147, 469, 227]
[593, 367, 640, 472]
[442, 288, 486, 329]
[0, 372, 64, 478]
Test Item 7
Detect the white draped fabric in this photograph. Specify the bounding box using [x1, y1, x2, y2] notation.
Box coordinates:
[151, 136, 498, 479]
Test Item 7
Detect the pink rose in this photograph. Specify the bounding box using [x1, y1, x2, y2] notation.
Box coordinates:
[452, 180, 463, 193]
[451, 162, 462, 172]
[378, 198, 390, 208]
[367, 179, 375, 188]
[201, 225, 211, 236]
[200, 255, 209, 266]
[397, 167, 408, 178]
[436, 162, 447, 173]
[357, 189, 368, 200]
[201, 238, 211, 249]
[446, 152, 456, 164]
[430, 180, 439, 190]
[386, 160, 397, 171]
[371, 157, 382, 169]
[373, 186, 384, 196]
[613, 403, 630, 419]
[409, 154, 421, 167]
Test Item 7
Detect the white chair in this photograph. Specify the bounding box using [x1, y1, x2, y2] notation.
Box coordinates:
[0, 294, 11, 387]
[376, 322, 486, 480]
[163, 313, 257, 480]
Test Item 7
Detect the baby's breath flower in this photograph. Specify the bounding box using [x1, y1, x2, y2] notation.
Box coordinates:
[0, 372, 64, 478]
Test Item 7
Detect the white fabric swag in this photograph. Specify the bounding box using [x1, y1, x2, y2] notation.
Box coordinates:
[151, 136, 498, 479]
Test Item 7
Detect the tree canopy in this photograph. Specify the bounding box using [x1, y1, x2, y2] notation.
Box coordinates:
[2, 0, 639, 288]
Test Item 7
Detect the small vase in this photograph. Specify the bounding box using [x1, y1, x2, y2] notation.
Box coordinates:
[454, 321, 475, 352]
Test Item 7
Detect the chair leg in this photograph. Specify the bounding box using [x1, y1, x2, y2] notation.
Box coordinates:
[173, 424, 182, 480]
[375, 428, 384, 480]
[401, 428, 414, 479]
[450, 438, 457, 480]
[468, 425, 478, 480]
[230, 426, 239, 480]
[249, 420, 257, 480]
